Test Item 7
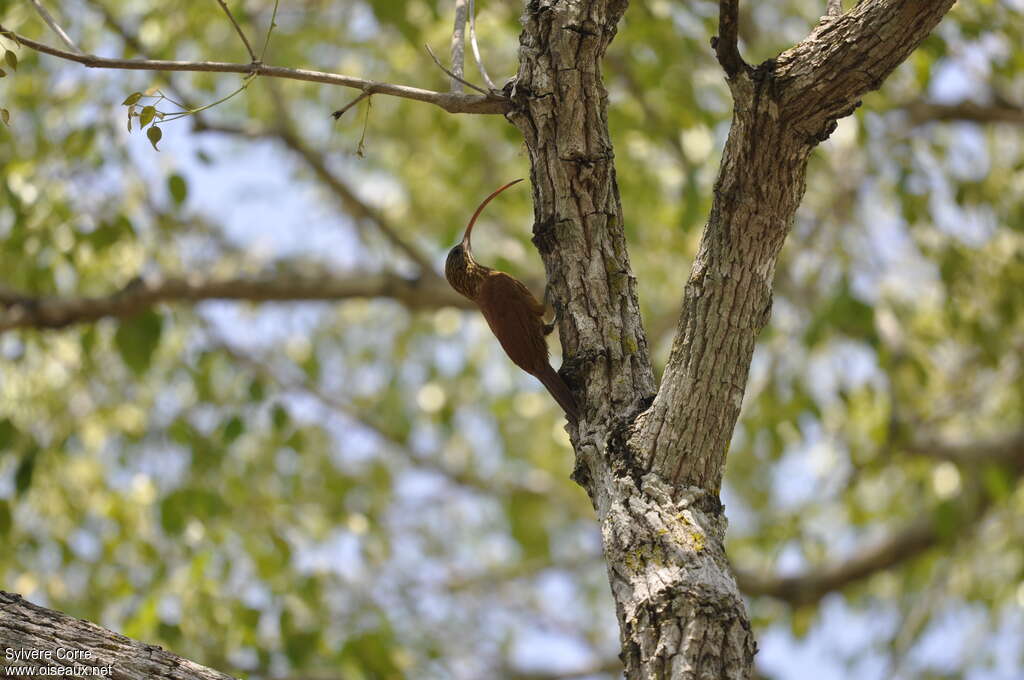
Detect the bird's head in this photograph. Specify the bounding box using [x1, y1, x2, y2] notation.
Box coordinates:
[444, 178, 524, 297]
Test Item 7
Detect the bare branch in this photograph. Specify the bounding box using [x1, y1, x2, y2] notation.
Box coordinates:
[712, 0, 745, 78]
[0, 591, 233, 680]
[468, 0, 497, 91]
[904, 430, 1024, 466]
[0, 27, 509, 115]
[735, 432, 1024, 606]
[330, 90, 370, 120]
[425, 43, 491, 96]
[27, 0, 79, 52]
[0, 272, 470, 332]
[214, 0, 257, 62]
[902, 99, 1024, 126]
[775, 0, 957, 129]
[450, 0, 469, 93]
[734, 516, 940, 606]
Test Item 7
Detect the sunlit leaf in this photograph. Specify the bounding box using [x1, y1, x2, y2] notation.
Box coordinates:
[114, 310, 164, 375]
[167, 173, 188, 205]
[147, 125, 162, 150]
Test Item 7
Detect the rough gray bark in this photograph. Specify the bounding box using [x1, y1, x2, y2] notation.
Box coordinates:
[0, 591, 235, 679]
[508, 1, 957, 677]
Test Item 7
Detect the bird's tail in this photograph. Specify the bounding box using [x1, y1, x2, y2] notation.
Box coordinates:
[536, 364, 579, 422]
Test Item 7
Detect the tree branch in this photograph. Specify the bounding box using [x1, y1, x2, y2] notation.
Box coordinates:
[450, 0, 469, 93]
[27, 0, 79, 52]
[735, 516, 939, 606]
[902, 99, 1024, 126]
[214, 0, 257, 62]
[736, 432, 1024, 606]
[0, 27, 510, 115]
[0, 271, 469, 332]
[468, 0, 497, 91]
[425, 43, 490, 96]
[775, 0, 957, 133]
[712, 0, 745, 78]
[633, 0, 956, 493]
[904, 430, 1024, 466]
[0, 591, 235, 679]
[330, 90, 370, 119]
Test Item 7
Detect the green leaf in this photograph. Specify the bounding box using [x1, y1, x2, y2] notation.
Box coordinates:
[4, 50, 17, 70]
[167, 173, 188, 205]
[506, 490, 550, 561]
[14, 446, 38, 495]
[0, 68, 6, 77]
[1, 108, 8, 126]
[0, 418, 18, 449]
[248, 378, 265, 402]
[272, 404, 289, 431]
[340, 628, 400, 677]
[221, 416, 244, 444]
[114, 310, 164, 375]
[89, 215, 135, 250]
[790, 606, 815, 639]
[147, 125, 162, 151]
[160, 488, 226, 535]
[0, 500, 11, 536]
[933, 500, 960, 542]
[981, 464, 1013, 501]
[284, 630, 320, 666]
[122, 92, 143, 106]
[139, 105, 156, 128]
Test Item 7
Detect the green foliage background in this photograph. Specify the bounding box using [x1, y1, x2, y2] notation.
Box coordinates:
[1, 0, 1023, 677]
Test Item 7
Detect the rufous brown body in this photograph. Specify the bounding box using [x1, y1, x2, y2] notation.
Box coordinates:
[445, 179, 578, 421]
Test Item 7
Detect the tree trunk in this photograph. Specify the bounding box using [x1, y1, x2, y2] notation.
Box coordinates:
[509, 1, 957, 677]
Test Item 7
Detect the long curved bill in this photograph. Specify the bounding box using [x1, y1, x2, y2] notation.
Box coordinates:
[462, 178, 525, 249]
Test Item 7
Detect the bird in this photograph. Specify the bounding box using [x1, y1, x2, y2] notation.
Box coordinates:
[445, 179, 579, 422]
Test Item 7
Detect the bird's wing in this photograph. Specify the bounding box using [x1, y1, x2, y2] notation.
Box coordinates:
[476, 271, 549, 375]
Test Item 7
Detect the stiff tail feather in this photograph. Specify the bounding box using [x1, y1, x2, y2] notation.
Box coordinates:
[536, 364, 579, 422]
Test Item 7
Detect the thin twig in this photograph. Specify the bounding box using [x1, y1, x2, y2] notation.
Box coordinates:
[425, 43, 490, 96]
[83, 5, 439, 278]
[331, 90, 370, 119]
[450, 0, 469, 93]
[28, 0, 79, 52]
[712, 0, 745, 78]
[214, 0, 257, 62]
[258, 0, 279, 61]
[0, 27, 510, 114]
[355, 93, 372, 157]
[468, 0, 497, 91]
